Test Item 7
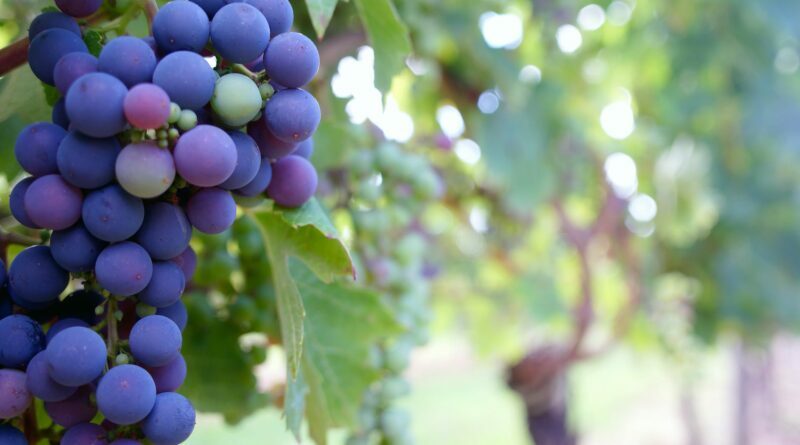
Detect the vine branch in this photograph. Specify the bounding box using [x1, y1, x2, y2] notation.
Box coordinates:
[0, 38, 29, 78]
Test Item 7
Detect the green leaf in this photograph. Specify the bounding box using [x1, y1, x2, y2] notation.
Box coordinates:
[353, 0, 411, 93]
[42, 84, 60, 107]
[0, 67, 52, 124]
[305, 0, 340, 38]
[83, 30, 104, 57]
[251, 198, 354, 380]
[286, 262, 403, 444]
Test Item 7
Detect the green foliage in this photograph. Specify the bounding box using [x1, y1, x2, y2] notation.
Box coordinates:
[304, 0, 340, 38]
[353, 0, 412, 93]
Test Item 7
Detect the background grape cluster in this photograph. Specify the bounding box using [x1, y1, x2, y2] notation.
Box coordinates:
[0, 0, 321, 443]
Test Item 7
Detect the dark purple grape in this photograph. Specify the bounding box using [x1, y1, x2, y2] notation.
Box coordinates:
[10, 178, 39, 228]
[139, 261, 185, 308]
[247, 117, 297, 159]
[130, 315, 182, 367]
[170, 247, 197, 283]
[124, 83, 171, 129]
[265, 88, 320, 143]
[115, 142, 176, 198]
[46, 326, 106, 386]
[245, 0, 293, 37]
[0, 314, 45, 368]
[95, 242, 153, 297]
[14, 122, 66, 176]
[152, 1, 210, 53]
[26, 350, 77, 402]
[55, 0, 102, 17]
[190, 0, 226, 17]
[65, 72, 128, 138]
[141, 36, 158, 55]
[8, 246, 69, 305]
[267, 155, 317, 208]
[0, 369, 31, 419]
[0, 424, 25, 445]
[53, 52, 98, 95]
[45, 386, 97, 428]
[141, 392, 195, 444]
[98, 36, 158, 87]
[294, 138, 314, 159]
[264, 32, 319, 88]
[24, 175, 82, 230]
[235, 157, 272, 197]
[220, 131, 261, 189]
[156, 300, 188, 331]
[28, 11, 81, 40]
[153, 51, 216, 110]
[50, 223, 106, 273]
[211, 3, 270, 64]
[146, 354, 187, 393]
[174, 125, 237, 186]
[57, 131, 121, 189]
[28, 28, 88, 84]
[186, 188, 237, 234]
[46, 318, 90, 344]
[82, 184, 145, 242]
[135, 202, 192, 260]
[61, 423, 107, 445]
[97, 365, 157, 425]
[52, 97, 70, 129]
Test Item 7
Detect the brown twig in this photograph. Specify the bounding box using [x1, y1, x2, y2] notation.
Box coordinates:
[0, 38, 29, 78]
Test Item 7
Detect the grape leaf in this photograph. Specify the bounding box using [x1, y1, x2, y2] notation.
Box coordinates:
[83, 30, 104, 57]
[0, 67, 51, 123]
[251, 198, 354, 380]
[305, 0, 340, 38]
[353, 0, 411, 93]
[285, 263, 403, 444]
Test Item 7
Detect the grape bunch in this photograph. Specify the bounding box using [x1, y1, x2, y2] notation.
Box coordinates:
[1, 0, 321, 442]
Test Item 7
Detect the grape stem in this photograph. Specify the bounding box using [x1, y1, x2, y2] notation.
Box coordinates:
[140, 0, 159, 34]
[106, 298, 119, 361]
[0, 37, 29, 78]
[231, 64, 261, 81]
[0, 230, 42, 265]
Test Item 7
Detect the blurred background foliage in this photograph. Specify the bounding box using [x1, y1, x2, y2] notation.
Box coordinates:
[1, 0, 800, 443]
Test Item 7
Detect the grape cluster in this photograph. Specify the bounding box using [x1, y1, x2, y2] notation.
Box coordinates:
[1, 0, 321, 442]
[342, 143, 440, 445]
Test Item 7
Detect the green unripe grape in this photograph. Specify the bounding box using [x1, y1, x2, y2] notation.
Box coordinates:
[145, 129, 157, 139]
[357, 407, 378, 430]
[115, 353, 131, 365]
[384, 339, 414, 373]
[157, 139, 169, 148]
[379, 377, 411, 405]
[177, 109, 198, 131]
[376, 143, 402, 172]
[356, 179, 382, 203]
[211, 73, 263, 127]
[157, 129, 168, 140]
[168, 102, 182, 123]
[414, 171, 440, 200]
[380, 408, 411, 438]
[259, 82, 275, 100]
[168, 128, 180, 141]
[350, 151, 375, 176]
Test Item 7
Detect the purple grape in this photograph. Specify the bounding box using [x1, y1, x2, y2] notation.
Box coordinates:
[45, 386, 97, 428]
[124, 83, 171, 129]
[57, 131, 121, 189]
[139, 261, 185, 308]
[135, 203, 192, 261]
[115, 142, 176, 198]
[247, 117, 297, 159]
[26, 350, 77, 402]
[141, 392, 196, 444]
[235, 157, 272, 197]
[264, 32, 319, 88]
[24, 174, 82, 230]
[53, 52, 98, 95]
[267, 155, 317, 208]
[220, 131, 261, 189]
[153, 1, 210, 53]
[246, 53, 265, 72]
[153, 51, 216, 110]
[245, 0, 293, 37]
[265, 88, 320, 143]
[157, 300, 188, 331]
[130, 315, 182, 367]
[0, 369, 31, 419]
[174, 125, 237, 186]
[65, 72, 129, 138]
[170, 247, 197, 283]
[98, 36, 158, 87]
[14, 122, 66, 176]
[46, 318, 91, 344]
[294, 138, 314, 159]
[211, 3, 270, 63]
[186, 188, 237, 234]
[46, 326, 107, 386]
[82, 184, 145, 242]
[97, 365, 157, 425]
[8, 246, 69, 305]
[190, 0, 226, 17]
[55, 0, 103, 17]
[0, 296, 10, 321]
[0, 424, 25, 445]
[110, 440, 141, 445]
[141, 36, 158, 55]
[61, 423, 108, 445]
[52, 97, 70, 129]
[96, 242, 153, 297]
[50, 223, 107, 272]
[0, 314, 45, 368]
[28, 28, 88, 84]
[28, 11, 81, 40]
[146, 354, 187, 393]
[10, 178, 39, 228]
